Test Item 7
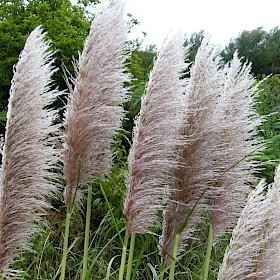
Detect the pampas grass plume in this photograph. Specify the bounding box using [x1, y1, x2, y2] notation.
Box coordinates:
[218, 167, 280, 279]
[208, 52, 263, 240]
[0, 26, 60, 276]
[160, 38, 222, 265]
[63, 0, 129, 205]
[160, 44, 263, 266]
[124, 34, 187, 234]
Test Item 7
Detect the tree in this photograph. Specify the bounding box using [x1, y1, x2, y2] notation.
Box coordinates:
[0, 0, 94, 132]
[184, 30, 205, 63]
[222, 27, 280, 77]
[0, 0, 29, 112]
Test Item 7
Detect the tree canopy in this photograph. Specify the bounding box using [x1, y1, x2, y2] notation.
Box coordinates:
[222, 27, 280, 77]
[184, 30, 205, 63]
[0, 0, 93, 112]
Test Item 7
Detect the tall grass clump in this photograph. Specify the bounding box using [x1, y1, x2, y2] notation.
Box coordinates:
[0, 26, 60, 278]
[160, 40, 263, 276]
[218, 165, 280, 279]
[61, 0, 129, 278]
[0, 10, 270, 279]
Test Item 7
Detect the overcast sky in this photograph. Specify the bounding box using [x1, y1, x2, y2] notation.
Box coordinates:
[124, 0, 280, 48]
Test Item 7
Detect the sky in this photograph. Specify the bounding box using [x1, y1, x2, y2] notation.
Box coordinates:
[124, 0, 280, 48]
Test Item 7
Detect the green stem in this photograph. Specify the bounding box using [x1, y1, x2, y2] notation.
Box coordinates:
[126, 233, 136, 280]
[169, 233, 180, 280]
[118, 222, 129, 280]
[82, 184, 93, 280]
[203, 223, 213, 280]
[60, 209, 71, 280]
[60, 162, 81, 280]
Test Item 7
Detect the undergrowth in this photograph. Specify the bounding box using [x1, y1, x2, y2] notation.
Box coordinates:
[11, 167, 230, 280]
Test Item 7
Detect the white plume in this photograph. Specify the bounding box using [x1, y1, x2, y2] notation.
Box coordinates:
[63, 0, 129, 205]
[218, 170, 280, 280]
[208, 52, 263, 240]
[124, 34, 187, 234]
[160, 38, 222, 265]
[0, 26, 60, 276]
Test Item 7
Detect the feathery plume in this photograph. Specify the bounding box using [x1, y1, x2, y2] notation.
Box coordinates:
[63, 0, 129, 205]
[0, 26, 60, 276]
[218, 168, 280, 279]
[254, 166, 280, 279]
[208, 52, 263, 240]
[124, 34, 187, 234]
[160, 38, 223, 265]
[217, 180, 270, 279]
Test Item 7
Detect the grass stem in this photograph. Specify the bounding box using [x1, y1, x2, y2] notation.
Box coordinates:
[126, 233, 136, 280]
[100, 183, 123, 246]
[169, 233, 180, 280]
[203, 223, 213, 280]
[118, 222, 129, 280]
[60, 209, 71, 280]
[82, 184, 93, 279]
[60, 162, 81, 280]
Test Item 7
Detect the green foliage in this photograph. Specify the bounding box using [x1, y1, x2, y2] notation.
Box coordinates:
[97, 130, 129, 219]
[0, 0, 28, 110]
[127, 49, 156, 108]
[0, 110, 7, 128]
[0, 0, 93, 133]
[123, 48, 156, 147]
[184, 30, 205, 64]
[255, 75, 280, 182]
[222, 27, 280, 77]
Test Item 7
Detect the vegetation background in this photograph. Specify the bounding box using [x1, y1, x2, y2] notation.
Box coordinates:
[1, 0, 280, 278]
